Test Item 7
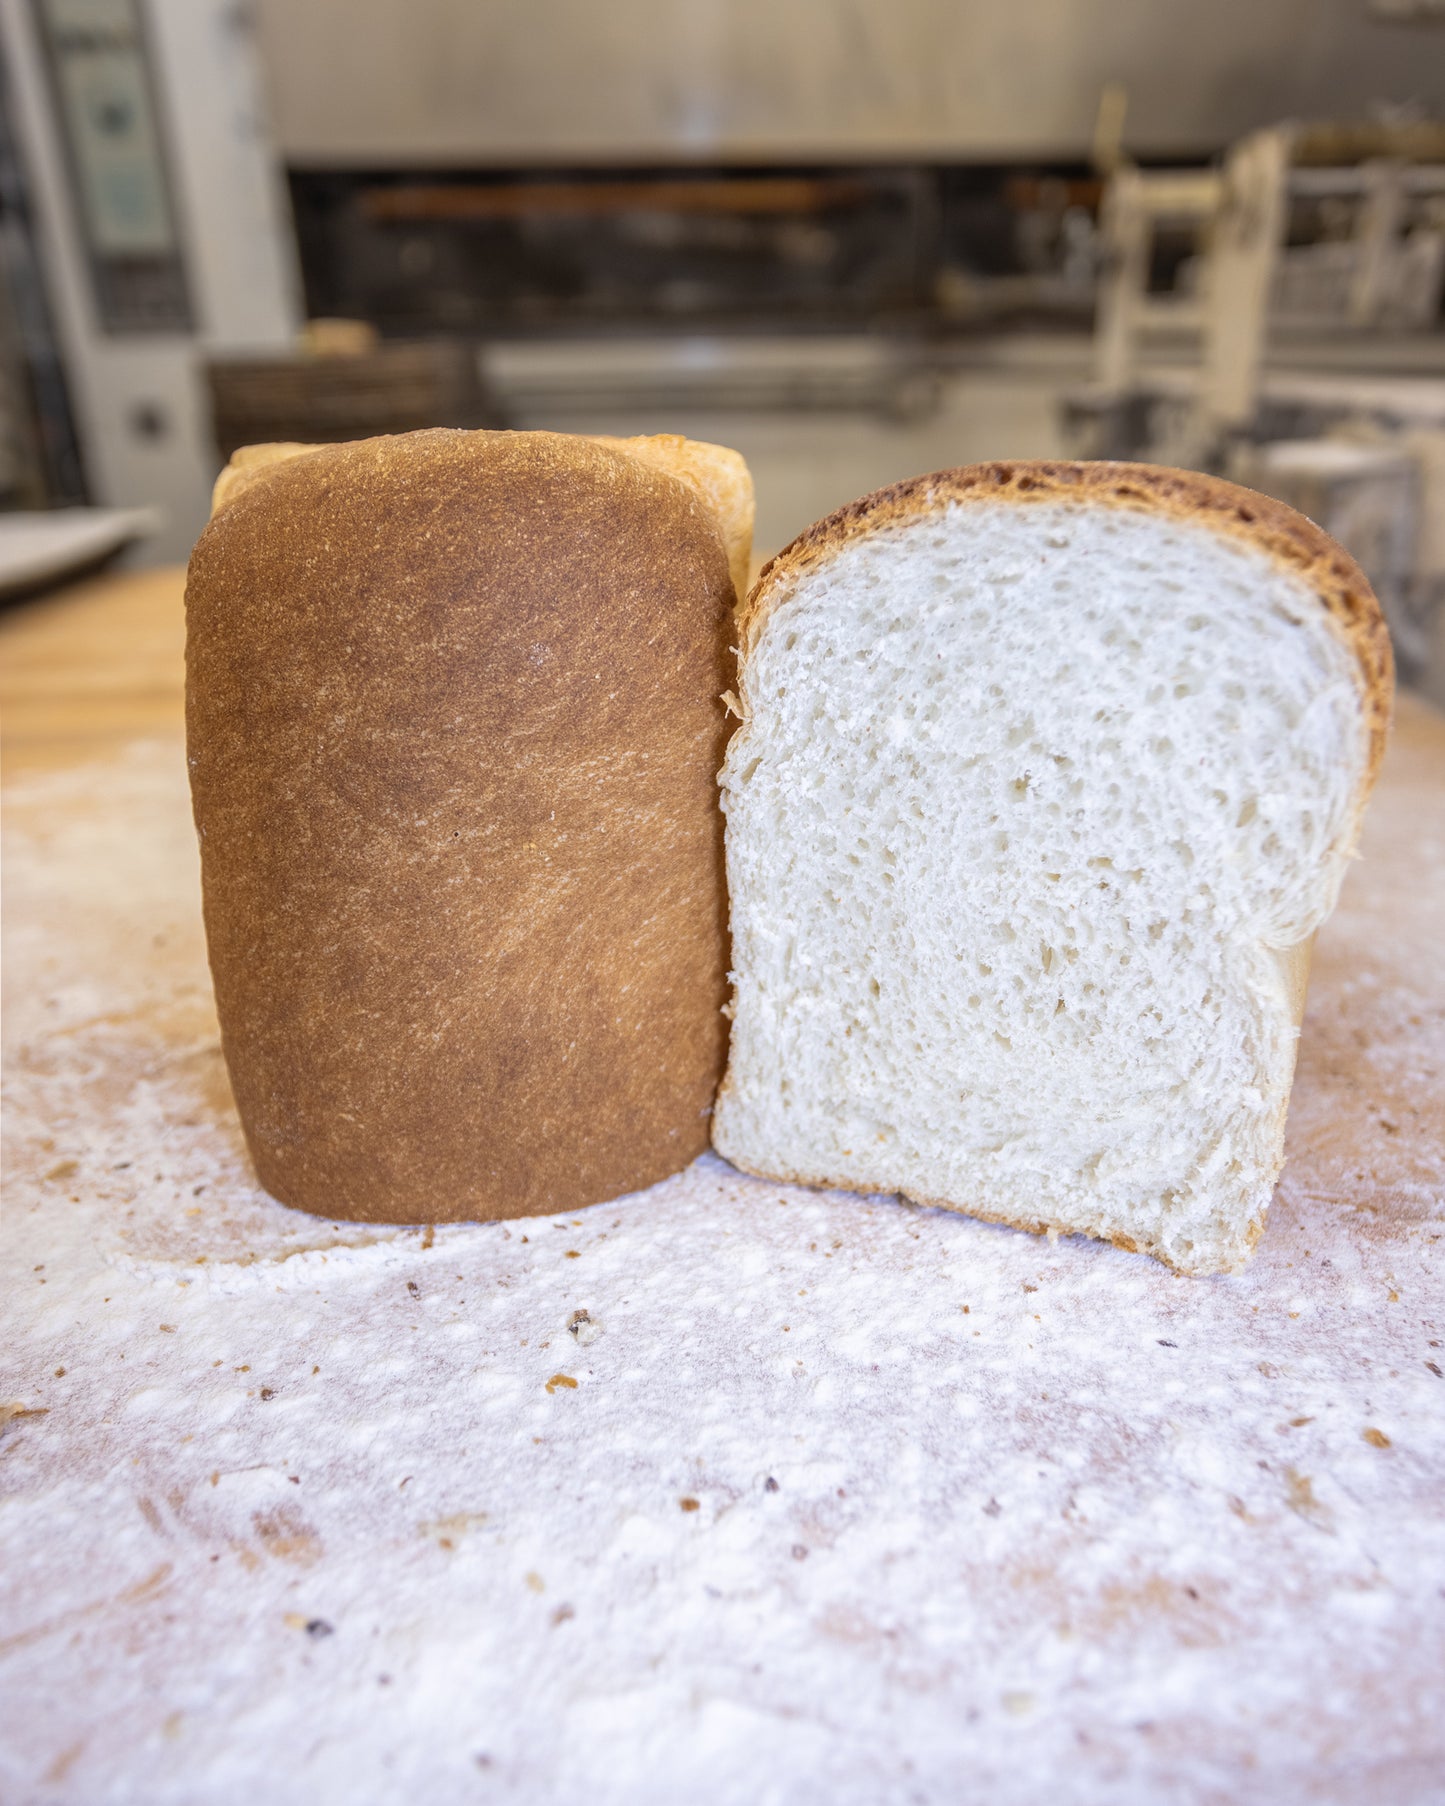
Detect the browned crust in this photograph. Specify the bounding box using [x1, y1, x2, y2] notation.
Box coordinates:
[586, 434, 754, 604]
[210, 431, 755, 604]
[210, 441, 322, 515]
[741, 460, 1394, 793]
[187, 427, 737, 1223]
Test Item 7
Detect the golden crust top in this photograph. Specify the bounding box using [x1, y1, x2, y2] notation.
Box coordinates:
[209, 429, 755, 604]
[209, 441, 321, 515]
[587, 433, 754, 604]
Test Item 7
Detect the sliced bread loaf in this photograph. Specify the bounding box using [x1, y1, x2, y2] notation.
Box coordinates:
[712, 461, 1392, 1273]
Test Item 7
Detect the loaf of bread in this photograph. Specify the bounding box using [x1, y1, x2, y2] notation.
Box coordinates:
[187, 428, 751, 1222]
[712, 461, 1392, 1273]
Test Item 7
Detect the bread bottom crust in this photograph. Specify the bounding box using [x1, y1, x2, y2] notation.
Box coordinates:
[248, 1126, 714, 1227]
[709, 1141, 1266, 1278]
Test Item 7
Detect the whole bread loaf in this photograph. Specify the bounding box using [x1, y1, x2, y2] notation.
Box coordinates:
[712, 461, 1392, 1274]
[187, 428, 750, 1222]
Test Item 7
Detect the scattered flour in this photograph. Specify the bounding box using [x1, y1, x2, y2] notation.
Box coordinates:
[2, 727, 1442, 1806]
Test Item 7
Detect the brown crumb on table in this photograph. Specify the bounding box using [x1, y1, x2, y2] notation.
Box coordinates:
[1, 1404, 49, 1433]
[1284, 1470, 1332, 1528]
[1363, 1427, 1391, 1447]
[544, 1374, 578, 1393]
[679, 1497, 700, 1512]
[254, 1506, 322, 1565]
[41, 1741, 83, 1786]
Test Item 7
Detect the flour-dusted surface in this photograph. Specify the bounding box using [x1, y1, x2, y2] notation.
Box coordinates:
[2, 716, 1444, 1806]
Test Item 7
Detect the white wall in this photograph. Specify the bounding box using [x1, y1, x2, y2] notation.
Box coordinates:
[256, 0, 1445, 166]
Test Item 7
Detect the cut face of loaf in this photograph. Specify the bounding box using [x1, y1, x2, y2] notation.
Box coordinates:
[713, 462, 1392, 1275]
[188, 427, 750, 1223]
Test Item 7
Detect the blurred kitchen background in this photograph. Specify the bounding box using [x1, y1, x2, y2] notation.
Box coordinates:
[3, 0, 1445, 697]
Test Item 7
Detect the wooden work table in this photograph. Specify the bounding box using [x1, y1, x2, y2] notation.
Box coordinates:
[2, 567, 1443, 1805]
[0, 565, 188, 775]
